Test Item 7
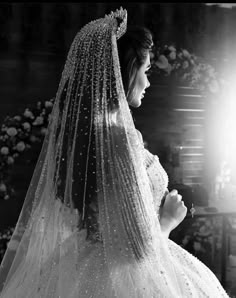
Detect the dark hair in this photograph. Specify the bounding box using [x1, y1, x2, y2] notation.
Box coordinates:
[117, 26, 153, 96]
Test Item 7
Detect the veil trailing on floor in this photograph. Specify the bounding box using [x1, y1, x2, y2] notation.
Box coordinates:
[0, 8, 193, 297]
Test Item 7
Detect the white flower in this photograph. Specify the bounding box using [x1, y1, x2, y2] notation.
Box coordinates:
[182, 73, 190, 81]
[0, 183, 6, 192]
[22, 122, 31, 131]
[174, 63, 181, 70]
[13, 115, 22, 121]
[182, 60, 189, 69]
[45, 101, 53, 108]
[1, 146, 9, 155]
[7, 156, 14, 165]
[169, 51, 176, 60]
[168, 46, 176, 52]
[6, 127, 17, 137]
[208, 80, 219, 93]
[164, 63, 172, 75]
[177, 52, 183, 59]
[33, 116, 44, 126]
[182, 49, 191, 58]
[16, 141, 26, 152]
[189, 58, 195, 66]
[24, 109, 34, 119]
[155, 55, 169, 69]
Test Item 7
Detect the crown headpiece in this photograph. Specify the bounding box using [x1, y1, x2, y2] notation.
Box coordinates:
[63, 7, 127, 78]
[105, 7, 127, 39]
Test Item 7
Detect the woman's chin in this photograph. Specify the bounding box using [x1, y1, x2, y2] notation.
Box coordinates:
[130, 98, 142, 108]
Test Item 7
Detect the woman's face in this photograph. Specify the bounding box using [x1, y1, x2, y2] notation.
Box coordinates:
[128, 53, 151, 108]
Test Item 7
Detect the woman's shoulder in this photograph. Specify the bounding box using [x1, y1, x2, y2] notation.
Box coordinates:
[135, 129, 144, 143]
[135, 129, 160, 162]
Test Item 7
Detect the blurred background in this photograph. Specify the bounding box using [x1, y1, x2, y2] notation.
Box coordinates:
[0, 2, 236, 295]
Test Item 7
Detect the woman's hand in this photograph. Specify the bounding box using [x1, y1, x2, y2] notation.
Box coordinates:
[159, 189, 187, 238]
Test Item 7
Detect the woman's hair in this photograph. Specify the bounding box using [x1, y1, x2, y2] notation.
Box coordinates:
[117, 26, 153, 100]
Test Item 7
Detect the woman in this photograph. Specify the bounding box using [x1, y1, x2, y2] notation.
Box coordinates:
[0, 8, 229, 297]
[117, 25, 188, 239]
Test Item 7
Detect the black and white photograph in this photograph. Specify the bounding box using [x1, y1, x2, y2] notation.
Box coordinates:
[0, 3, 235, 297]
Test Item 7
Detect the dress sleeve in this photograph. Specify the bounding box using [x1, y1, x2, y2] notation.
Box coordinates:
[136, 130, 169, 211]
[135, 129, 144, 147]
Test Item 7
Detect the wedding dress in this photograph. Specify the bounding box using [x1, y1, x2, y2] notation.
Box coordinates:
[0, 7, 230, 298]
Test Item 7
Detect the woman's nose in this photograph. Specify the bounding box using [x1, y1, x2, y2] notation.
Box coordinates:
[146, 78, 150, 89]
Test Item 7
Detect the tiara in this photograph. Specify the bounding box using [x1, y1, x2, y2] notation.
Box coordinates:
[106, 7, 127, 39]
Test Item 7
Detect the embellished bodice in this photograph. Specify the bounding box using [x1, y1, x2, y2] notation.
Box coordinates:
[136, 129, 168, 211]
[144, 148, 169, 211]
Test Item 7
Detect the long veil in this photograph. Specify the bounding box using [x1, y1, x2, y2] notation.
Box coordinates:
[0, 8, 208, 297]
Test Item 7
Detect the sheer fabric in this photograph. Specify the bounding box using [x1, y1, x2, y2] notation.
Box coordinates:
[0, 8, 229, 297]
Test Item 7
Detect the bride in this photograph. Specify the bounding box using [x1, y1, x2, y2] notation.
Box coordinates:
[0, 7, 230, 297]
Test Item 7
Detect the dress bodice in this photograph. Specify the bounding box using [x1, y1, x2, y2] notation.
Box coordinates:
[144, 148, 169, 211]
[136, 129, 168, 211]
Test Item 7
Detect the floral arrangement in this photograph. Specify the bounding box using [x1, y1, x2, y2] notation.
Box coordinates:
[0, 98, 55, 200]
[150, 44, 221, 94]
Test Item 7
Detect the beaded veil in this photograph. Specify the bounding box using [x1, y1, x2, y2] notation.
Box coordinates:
[0, 8, 229, 298]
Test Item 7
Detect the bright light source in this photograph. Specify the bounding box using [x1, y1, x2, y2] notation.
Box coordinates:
[214, 75, 236, 199]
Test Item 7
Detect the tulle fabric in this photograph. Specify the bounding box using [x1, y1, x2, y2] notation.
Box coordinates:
[0, 8, 230, 298]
